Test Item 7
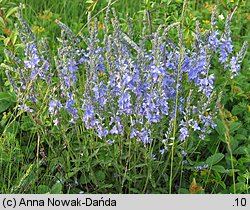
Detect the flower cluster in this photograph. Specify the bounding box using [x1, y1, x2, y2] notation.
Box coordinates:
[78, 10, 247, 148]
[3, 12, 52, 112]
[2, 9, 247, 150]
[194, 164, 209, 171]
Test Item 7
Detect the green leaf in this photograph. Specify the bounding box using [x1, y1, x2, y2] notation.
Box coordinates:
[234, 182, 246, 193]
[132, 174, 147, 179]
[229, 122, 241, 134]
[178, 188, 190, 194]
[129, 188, 141, 193]
[233, 146, 248, 155]
[98, 184, 113, 190]
[4, 37, 10, 46]
[0, 16, 4, 28]
[0, 92, 16, 113]
[235, 134, 247, 141]
[79, 175, 90, 185]
[232, 105, 243, 115]
[37, 185, 50, 194]
[212, 165, 226, 173]
[225, 169, 240, 176]
[150, 178, 156, 188]
[0, 92, 16, 102]
[50, 182, 63, 194]
[6, 7, 18, 19]
[96, 170, 105, 182]
[0, 101, 11, 113]
[67, 171, 78, 178]
[206, 153, 224, 166]
[238, 157, 250, 165]
[218, 181, 226, 189]
[10, 30, 18, 45]
[214, 119, 226, 136]
[134, 163, 148, 168]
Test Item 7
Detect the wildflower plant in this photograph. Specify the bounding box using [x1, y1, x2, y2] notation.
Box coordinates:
[1, 2, 247, 193]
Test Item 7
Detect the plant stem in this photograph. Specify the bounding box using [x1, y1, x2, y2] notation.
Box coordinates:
[169, 0, 188, 194]
[219, 107, 236, 194]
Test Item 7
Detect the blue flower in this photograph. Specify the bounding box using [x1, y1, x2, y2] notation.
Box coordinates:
[106, 139, 114, 144]
[83, 103, 95, 122]
[130, 128, 137, 139]
[230, 56, 240, 77]
[49, 100, 62, 115]
[179, 127, 189, 141]
[160, 149, 165, 155]
[192, 121, 200, 131]
[110, 125, 118, 135]
[195, 164, 208, 170]
[24, 55, 40, 69]
[181, 150, 187, 157]
[208, 30, 219, 51]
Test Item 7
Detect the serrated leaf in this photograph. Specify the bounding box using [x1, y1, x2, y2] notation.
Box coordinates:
[233, 146, 247, 155]
[231, 105, 243, 115]
[0, 92, 15, 113]
[214, 119, 226, 136]
[0, 92, 16, 102]
[206, 153, 224, 166]
[238, 157, 250, 165]
[235, 182, 246, 193]
[0, 101, 11, 113]
[229, 122, 241, 133]
[235, 134, 247, 141]
[212, 165, 225, 173]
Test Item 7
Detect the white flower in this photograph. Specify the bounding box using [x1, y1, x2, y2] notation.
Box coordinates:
[218, 14, 224, 20]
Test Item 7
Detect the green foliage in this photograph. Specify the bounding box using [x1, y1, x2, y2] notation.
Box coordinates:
[0, 92, 16, 113]
[206, 153, 225, 166]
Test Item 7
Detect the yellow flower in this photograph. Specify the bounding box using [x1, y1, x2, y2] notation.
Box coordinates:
[184, 38, 192, 44]
[205, 2, 215, 13]
[32, 26, 45, 33]
[38, 26, 45, 32]
[202, 20, 210, 25]
[230, 116, 238, 122]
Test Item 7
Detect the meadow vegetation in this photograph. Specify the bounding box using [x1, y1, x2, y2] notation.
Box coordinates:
[0, 0, 249, 194]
